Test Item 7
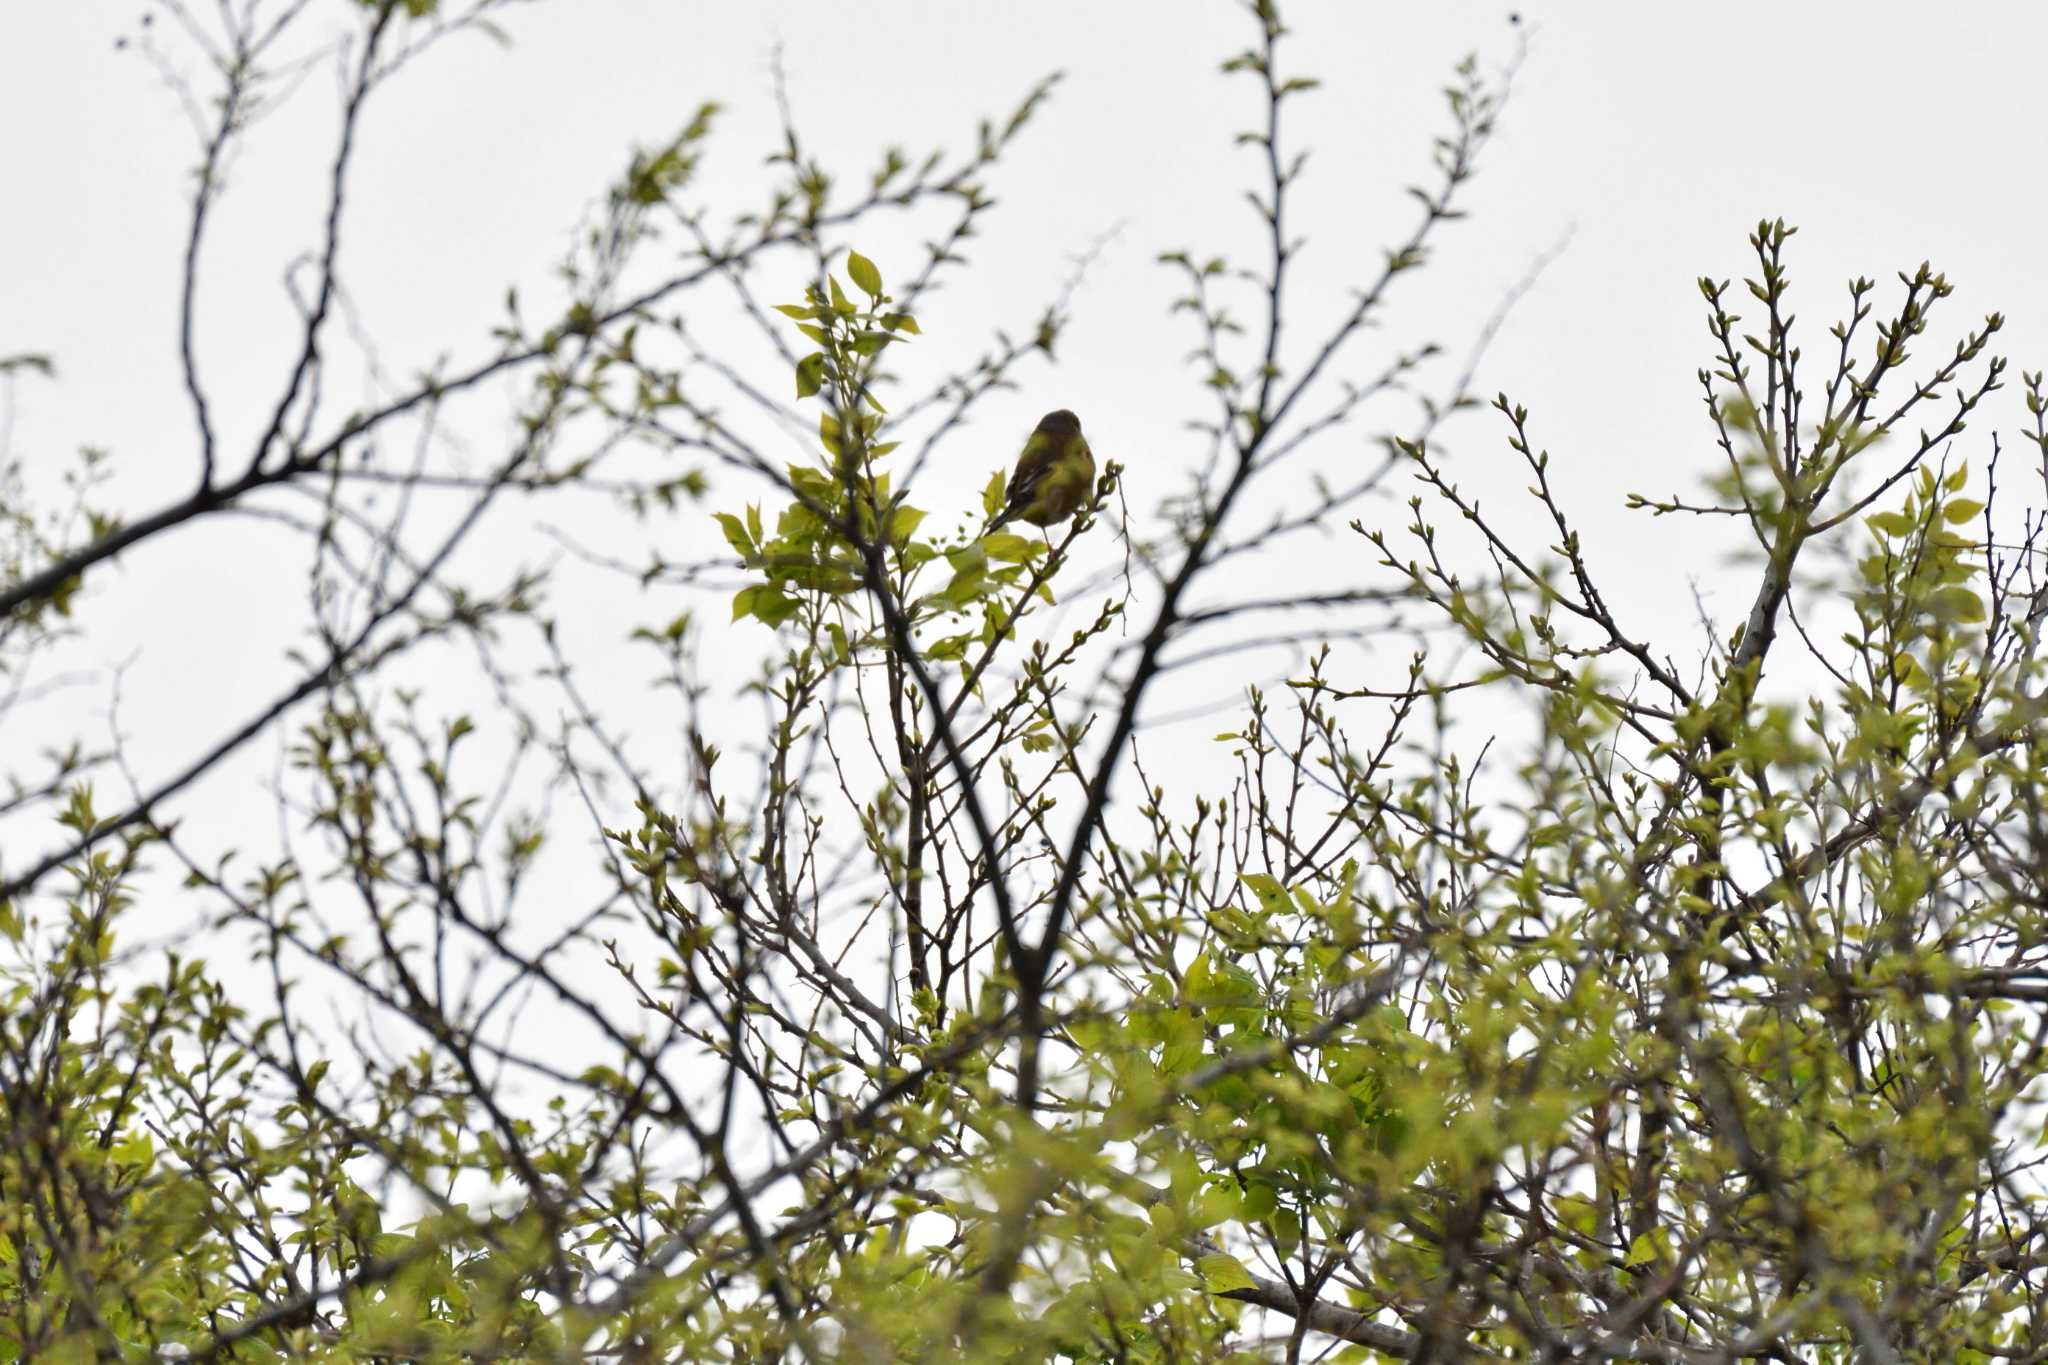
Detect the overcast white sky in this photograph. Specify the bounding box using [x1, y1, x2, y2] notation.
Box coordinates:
[3, 1, 2046, 916]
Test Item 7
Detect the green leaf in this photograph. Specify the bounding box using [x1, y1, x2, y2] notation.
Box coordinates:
[714, 512, 753, 557]
[946, 542, 990, 578]
[981, 531, 1041, 563]
[889, 505, 927, 544]
[1192, 1182, 1242, 1230]
[1198, 1251, 1257, 1294]
[1943, 498, 1984, 524]
[846, 250, 883, 298]
[941, 568, 988, 608]
[795, 353, 827, 400]
[753, 588, 802, 626]
[1934, 586, 1986, 624]
[1241, 873, 1290, 916]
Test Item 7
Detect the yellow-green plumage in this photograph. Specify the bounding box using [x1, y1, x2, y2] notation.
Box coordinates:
[990, 409, 1095, 531]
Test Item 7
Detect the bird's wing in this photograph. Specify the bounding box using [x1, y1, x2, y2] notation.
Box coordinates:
[1002, 435, 1058, 509]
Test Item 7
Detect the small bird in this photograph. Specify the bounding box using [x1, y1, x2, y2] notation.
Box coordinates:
[988, 409, 1096, 534]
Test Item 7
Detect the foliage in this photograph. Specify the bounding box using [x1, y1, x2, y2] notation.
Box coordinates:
[5, 1, 2048, 1362]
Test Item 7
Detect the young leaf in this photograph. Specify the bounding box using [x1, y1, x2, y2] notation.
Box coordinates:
[795, 353, 827, 400]
[846, 250, 883, 299]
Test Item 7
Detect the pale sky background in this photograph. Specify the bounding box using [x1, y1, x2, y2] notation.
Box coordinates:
[3, 1, 2046, 946]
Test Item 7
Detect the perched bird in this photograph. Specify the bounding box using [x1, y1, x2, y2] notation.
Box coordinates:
[988, 409, 1096, 533]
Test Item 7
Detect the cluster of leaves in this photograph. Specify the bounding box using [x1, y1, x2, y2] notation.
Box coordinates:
[16, 0, 2048, 1362]
[719, 250, 1094, 678]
